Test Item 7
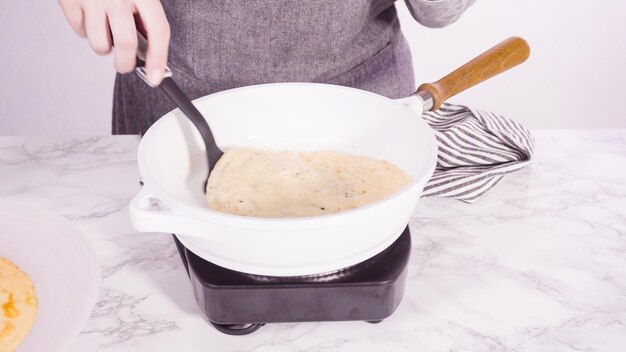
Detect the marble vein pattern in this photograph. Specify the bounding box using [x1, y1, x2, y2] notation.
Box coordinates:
[0, 130, 625, 351]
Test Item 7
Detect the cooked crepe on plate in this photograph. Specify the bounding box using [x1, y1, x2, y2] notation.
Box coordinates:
[0, 257, 38, 352]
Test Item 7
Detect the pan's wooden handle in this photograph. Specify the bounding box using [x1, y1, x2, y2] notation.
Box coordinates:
[417, 36, 530, 111]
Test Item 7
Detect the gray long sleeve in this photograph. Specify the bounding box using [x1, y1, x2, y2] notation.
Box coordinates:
[405, 0, 476, 28]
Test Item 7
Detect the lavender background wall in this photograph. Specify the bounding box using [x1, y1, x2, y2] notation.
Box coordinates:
[1, 0, 625, 135]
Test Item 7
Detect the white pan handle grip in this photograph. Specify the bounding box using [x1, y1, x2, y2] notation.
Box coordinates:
[393, 95, 426, 115]
[129, 187, 221, 242]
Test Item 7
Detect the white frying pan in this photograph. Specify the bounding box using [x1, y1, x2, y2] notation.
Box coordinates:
[129, 37, 530, 276]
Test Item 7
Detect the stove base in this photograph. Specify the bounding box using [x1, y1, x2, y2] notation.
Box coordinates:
[174, 227, 411, 335]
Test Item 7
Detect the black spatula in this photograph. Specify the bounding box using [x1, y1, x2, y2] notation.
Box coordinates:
[132, 31, 223, 193]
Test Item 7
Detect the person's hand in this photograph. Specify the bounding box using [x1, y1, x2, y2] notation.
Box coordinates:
[58, 0, 170, 85]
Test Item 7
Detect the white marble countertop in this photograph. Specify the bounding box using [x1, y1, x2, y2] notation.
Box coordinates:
[1, 130, 625, 351]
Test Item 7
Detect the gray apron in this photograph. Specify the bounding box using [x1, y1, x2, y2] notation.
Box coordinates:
[112, 0, 473, 135]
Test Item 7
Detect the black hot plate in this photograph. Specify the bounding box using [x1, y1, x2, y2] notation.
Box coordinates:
[174, 226, 411, 335]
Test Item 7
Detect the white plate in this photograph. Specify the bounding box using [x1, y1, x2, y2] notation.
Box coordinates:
[0, 201, 100, 352]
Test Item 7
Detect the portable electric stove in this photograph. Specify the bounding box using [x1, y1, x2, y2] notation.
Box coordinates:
[173, 227, 411, 335]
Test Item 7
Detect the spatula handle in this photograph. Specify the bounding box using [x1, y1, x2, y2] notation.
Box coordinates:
[417, 36, 530, 111]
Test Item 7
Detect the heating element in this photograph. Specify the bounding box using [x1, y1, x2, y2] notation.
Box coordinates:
[174, 227, 411, 335]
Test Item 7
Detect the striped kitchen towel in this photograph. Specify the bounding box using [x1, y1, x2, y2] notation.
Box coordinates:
[421, 103, 534, 202]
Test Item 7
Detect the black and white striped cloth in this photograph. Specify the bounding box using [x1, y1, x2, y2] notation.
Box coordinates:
[421, 103, 534, 202]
